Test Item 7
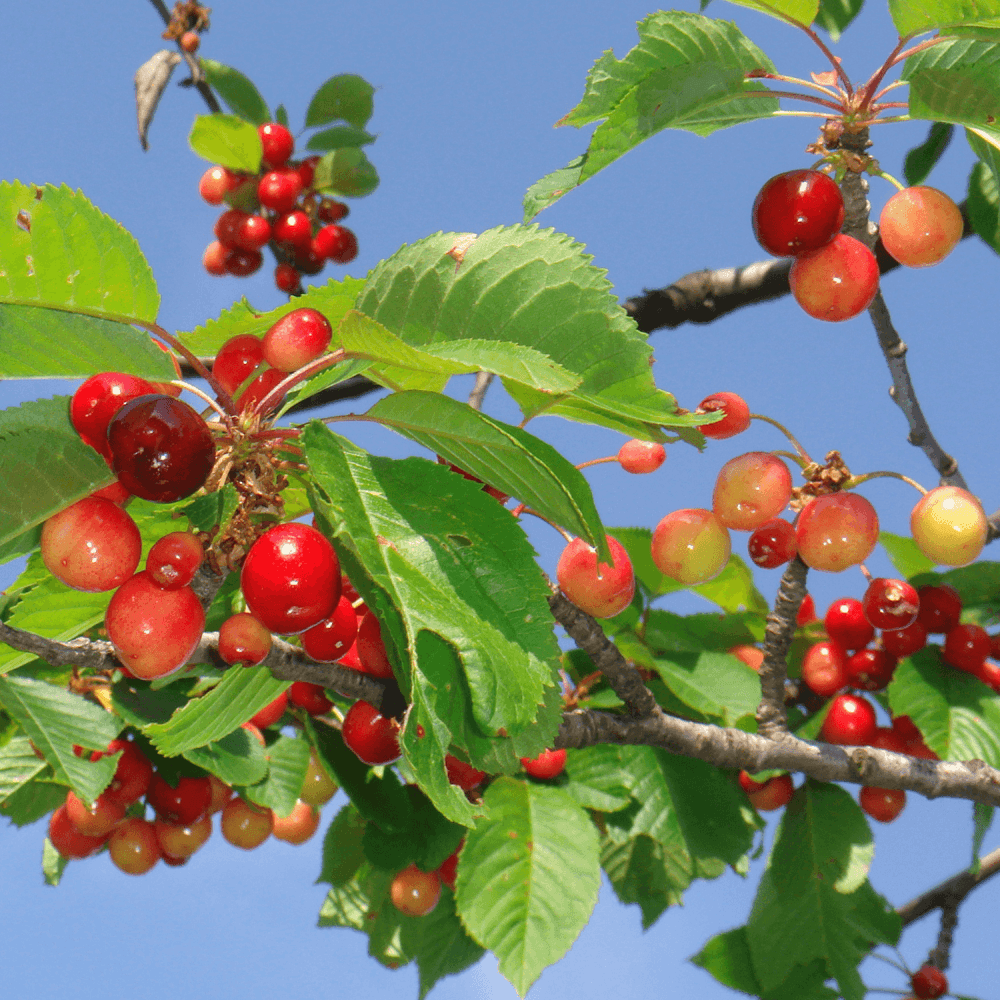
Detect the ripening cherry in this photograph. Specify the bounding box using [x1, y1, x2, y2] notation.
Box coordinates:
[261, 308, 333, 373]
[521, 748, 567, 779]
[355, 612, 396, 678]
[879, 187, 963, 268]
[712, 452, 792, 531]
[942, 623, 991, 673]
[249, 691, 288, 730]
[795, 492, 879, 572]
[910, 964, 948, 999]
[881, 619, 928, 658]
[617, 439, 666, 474]
[845, 648, 896, 691]
[146, 773, 212, 825]
[241, 522, 341, 634]
[739, 772, 794, 811]
[300, 749, 338, 806]
[208, 775, 233, 814]
[862, 578, 919, 631]
[225, 247, 264, 277]
[258, 122, 295, 167]
[179, 30, 200, 53]
[910, 485, 987, 566]
[155, 814, 212, 860]
[729, 645, 764, 671]
[272, 800, 321, 844]
[48, 804, 109, 859]
[752, 169, 845, 256]
[258, 168, 303, 213]
[916, 584, 963, 633]
[789, 234, 879, 321]
[747, 517, 797, 569]
[203, 240, 227, 275]
[556, 535, 635, 619]
[445, 755, 487, 791]
[288, 681, 333, 716]
[218, 612, 273, 666]
[272, 210, 314, 252]
[797, 593, 818, 626]
[437, 843, 462, 890]
[391, 864, 442, 917]
[312, 224, 359, 264]
[108, 817, 161, 875]
[107, 395, 216, 503]
[801, 640, 849, 697]
[696, 392, 751, 440]
[236, 366, 286, 414]
[821, 693, 878, 746]
[824, 597, 874, 652]
[341, 700, 401, 766]
[651, 509, 731, 585]
[71, 371, 158, 459]
[106, 572, 205, 679]
[274, 262, 302, 294]
[221, 797, 274, 850]
[199, 166, 238, 204]
[859, 786, 906, 823]
[146, 531, 203, 590]
[64, 789, 126, 838]
[41, 497, 141, 592]
[212, 334, 265, 397]
[302, 597, 358, 662]
[102, 739, 154, 807]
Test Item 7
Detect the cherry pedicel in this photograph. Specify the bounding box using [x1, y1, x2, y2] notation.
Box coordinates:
[240, 522, 341, 634]
[616, 439, 666, 474]
[261, 307, 333, 373]
[862, 577, 919, 631]
[752, 169, 844, 256]
[341, 700, 401, 766]
[107, 395, 215, 504]
[521, 748, 567, 779]
[556, 535, 635, 619]
[859, 786, 906, 823]
[747, 517, 797, 569]
[824, 597, 874, 652]
[910, 964, 948, 1000]
[879, 187, 963, 268]
[788, 234, 879, 322]
[695, 392, 751, 440]
[821, 693, 878, 746]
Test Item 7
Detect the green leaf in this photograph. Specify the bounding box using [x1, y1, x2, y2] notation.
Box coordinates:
[561, 745, 633, 813]
[524, 12, 777, 219]
[144, 665, 289, 756]
[356, 226, 688, 431]
[275, 104, 289, 128]
[42, 837, 69, 886]
[904, 122, 954, 186]
[182, 727, 269, 786]
[725, 0, 819, 27]
[306, 125, 377, 151]
[888, 649, 1000, 763]
[180, 482, 240, 534]
[189, 114, 263, 173]
[0, 181, 159, 321]
[967, 130, 1000, 252]
[879, 530, 937, 578]
[178, 276, 366, 355]
[0, 524, 41, 566]
[691, 926, 761, 994]
[367, 392, 607, 555]
[243, 734, 311, 817]
[200, 60, 271, 125]
[318, 801, 368, 887]
[972, 802, 994, 868]
[0, 305, 177, 380]
[0, 734, 46, 802]
[456, 777, 601, 997]
[746, 781, 901, 1000]
[314, 147, 379, 198]
[361, 783, 464, 871]
[815, 0, 864, 39]
[889, 0, 1000, 36]
[1, 777, 65, 827]
[0, 675, 119, 804]
[111, 675, 191, 728]
[278, 357, 375, 416]
[305, 74, 375, 128]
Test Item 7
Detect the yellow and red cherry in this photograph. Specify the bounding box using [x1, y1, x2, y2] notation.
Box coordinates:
[789, 234, 879, 322]
[651, 509, 731, 585]
[556, 535, 635, 619]
[391, 864, 442, 916]
[880, 187, 963, 268]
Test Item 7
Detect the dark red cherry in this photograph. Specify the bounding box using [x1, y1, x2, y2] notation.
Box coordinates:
[752, 170, 845, 257]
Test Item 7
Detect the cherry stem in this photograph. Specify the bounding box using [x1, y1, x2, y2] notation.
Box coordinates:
[868, 116, 913, 126]
[856, 32, 915, 110]
[751, 71, 844, 100]
[251, 427, 302, 442]
[859, 562, 874, 584]
[868, 953, 911, 975]
[846, 470, 928, 494]
[171, 380, 230, 421]
[775, 110, 842, 120]
[252, 348, 348, 418]
[750, 413, 812, 463]
[871, 79, 908, 102]
[519, 506, 574, 542]
[771, 449, 809, 470]
[510, 502, 527, 519]
[874, 171, 906, 192]
[576, 456, 619, 470]
[889, 35, 948, 69]
[742, 88, 846, 112]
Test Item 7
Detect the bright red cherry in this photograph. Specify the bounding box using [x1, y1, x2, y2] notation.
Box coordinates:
[696, 392, 751, 440]
[258, 169, 303, 213]
[445, 755, 486, 791]
[302, 596, 358, 663]
[845, 648, 896, 691]
[249, 691, 288, 729]
[221, 797, 274, 849]
[712, 452, 792, 531]
[797, 593, 818, 626]
[224, 248, 264, 277]
[258, 122, 295, 167]
[274, 263, 302, 294]
[107, 395, 215, 503]
[436, 843, 462, 890]
[355, 611, 395, 678]
[146, 773, 212, 825]
[64, 789, 126, 837]
[881, 620, 928, 659]
[795, 492, 879, 573]
[41, 497, 141, 592]
[862, 577, 919, 631]
[288, 681, 333, 716]
[943, 623, 990, 673]
[105, 572, 205, 679]
[916, 584, 962, 633]
[214, 209, 249, 249]
[236, 366, 286, 414]
[617, 439, 666, 474]
[213, 334, 265, 397]
[218, 612, 273, 666]
[910, 964, 948, 999]
[313, 225, 359, 264]
[341, 700, 401, 765]
[880, 187, 963, 268]
[297, 156, 320, 189]
[801, 640, 848, 697]
[272, 210, 314, 252]
[241, 523, 340, 634]
[747, 517, 797, 569]
[102, 739, 154, 807]
[556, 535, 635, 619]
[48, 804, 109, 859]
[821, 693, 878, 746]
[739, 772, 794, 811]
[521, 748, 567, 779]
[261, 308, 333, 373]
[146, 531, 203, 590]
[752, 169, 845, 256]
[859, 786, 906, 823]
[650, 509, 731, 585]
[272, 800, 321, 844]
[789, 234, 879, 322]
[824, 597, 874, 652]
[391, 864, 442, 916]
[911, 485, 988, 566]
[108, 817, 161, 875]
[71, 371, 158, 459]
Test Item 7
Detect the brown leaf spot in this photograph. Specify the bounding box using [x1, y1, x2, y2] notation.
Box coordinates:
[446, 233, 478, 268]
[508, 829, 517, 838]
[15, 211, 30, 233]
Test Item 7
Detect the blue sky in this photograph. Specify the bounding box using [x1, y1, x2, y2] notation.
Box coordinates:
[1, 2, 997, 998]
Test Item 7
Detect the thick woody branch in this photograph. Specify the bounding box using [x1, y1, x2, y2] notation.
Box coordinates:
[756, 556, 808, 738]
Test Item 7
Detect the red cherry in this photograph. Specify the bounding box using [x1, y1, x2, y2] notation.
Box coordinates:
[845, 648, 896, 691]
[795, 492, 879, 572]
[616, 439, 666, 474]
[862, 578, 919, 630]
[235, 367, 286, 414]
[221, 797, 274, 849]
[520, 748, 566, 779]
[218, 612, 273, 666]
[796, 593, 818, 626]
[910, 964, 948, 999]
[64, 788, 126, 837]
[436, 842, 462, 890]
[212, 334, 265, 397]
[272, 210, 314, 252]
[71, 371, 158, 459]
[107, 395, 215, 503]
[317, 199, 349, 223]
[712, 452, 792, 532]
[203, 240, 227, 275]
[730, 645, 764, 671]
[108, 817, 161, 875]
[258, 122, 295, 168]
[355, 611, 395, 679]
[821, 693, 878, 746]
[391, 864, 441, 916]
[745, 773, 794, 811]
[696, 392, 751, 440]
[313, 225, 358, 264]
[880, 620, 928, 659]
[870, 727, 908, 754]
[146, 773, 212, 825]
[240, 523, 341, 634]
[48, 804, 109, 858]
[249, 691, 288, 729]
[943, 623, 990, 673]
[215, 209, 249, 249]
[859, 786, 906, 823]
[103, 739, 154, 806]
[341, 701, 401, 765]
[294, 245, 326, 275]
[146, 531, 203, 590]
[274, 263, 302, 294]
[747, 517, 797, 569]
[556, 535, 635, 618]
[445, 755, 486, 791]
[302, 597, 359, 662]
[258, 169, 303, 213]
[200, 166, 237, 205]
[801, 640, 848, 697]
[752, 169, 844, 256]
[789, 234, 879, 322]
[261, 307, 333, 373]
[824, 597, 874, 652]
[224, 248, 264, 277]
[297, 156, 320, 189]
[916, 584, 962, 633]
[288, 681, 333, 716]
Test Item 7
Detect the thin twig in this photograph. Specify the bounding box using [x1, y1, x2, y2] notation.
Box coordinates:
[468, 372, 494, 411]
[897, 844, 1000, 925]
[146, 0, 221, 112]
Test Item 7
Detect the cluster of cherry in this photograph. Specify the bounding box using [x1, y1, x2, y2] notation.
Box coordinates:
[752, 168, 963, 322]
[200, 121, 358, 293]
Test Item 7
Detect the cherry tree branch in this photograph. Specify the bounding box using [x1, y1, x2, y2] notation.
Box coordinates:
[897, 844, 1000, 926]
[146, 0, 220, 113]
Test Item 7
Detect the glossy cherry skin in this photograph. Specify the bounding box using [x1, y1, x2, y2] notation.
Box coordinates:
[274, 263, 302, 294]
[65, 789, 126, 837]
[916, 584, 962, 633]
[221, 797, 274, 849]
[752, 169, 844, 256]
[696, 392, 751, 439]
[107, 395, 215, 503]
[146, 773, 212, 825]
[747, 518, 797, 569]
[146, 531, 203, 590]
[617, 439, 666, 474]
[272, 800, 321, 844]
[240, 523, 341, 635]
[795, 493, 879, 572]
[108, 817, 161, 875]
[249, 691, 288, 729]
[740, 772, 794, 811]
[436, 843, 462, 890]
[942, 623, 990, 673]
[824, 597, 874, 652]
[789, 234, 879, 322]
[288, 681, 333, 716]
[155, 814, 212, 860]
[103, 739, 155, 806]
[881, 620, 928, 659]
[341, 700, 401, 765]
[261, 307, 333, 373]
[910, 964, 948, 999]
[845, 648, 896, 691]
[355, 611, 396, 679]
[48, 804, 109, 858]
[258, 122, 295, 167]
[712, 452, 792, 532]
[650, 510, 731, 585]
[391, 865, 442, 916]
[313, 225, 358, 264]
[821, 693, 878, 746]
[199, 165, 239, 205]
[203, 240, 227, 275]
[880, 187, 963, 268]
[272, 210, 314, 252]
[258, 169, 303, 213]
[859, 786, 906, 823]
[862, 578, 919, 631]
[557, 535, 635, 619]
[801, 640, 848, 697]
[71, 372, 158, 459]
[910, 485, 988, 566]
[521, 748, 567, 779]
[445, 755, 487, 790]
[300, 750, 339, 806]
[302, 597, 359, 663]
[218, 612, 273, 666]
[213, 334, 265, 397]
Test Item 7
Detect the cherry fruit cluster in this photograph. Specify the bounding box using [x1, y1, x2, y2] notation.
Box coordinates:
[200, 121, 358, 293]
